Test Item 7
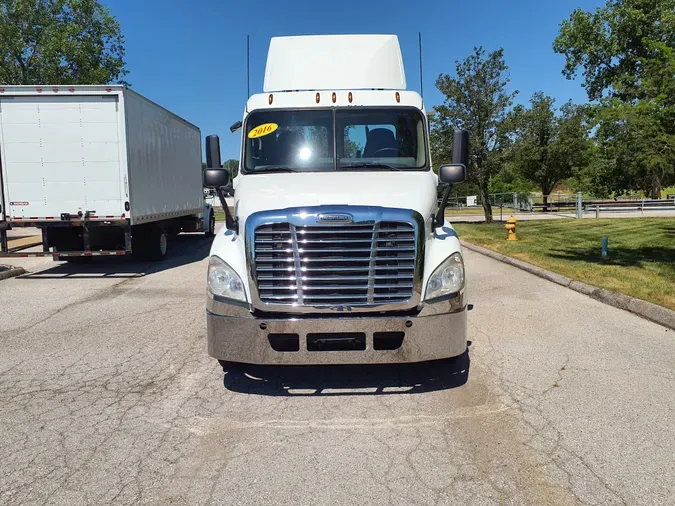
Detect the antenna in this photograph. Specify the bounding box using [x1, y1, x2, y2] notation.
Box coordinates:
[246, 34, 250, 98]
[418, 32, 424, 99]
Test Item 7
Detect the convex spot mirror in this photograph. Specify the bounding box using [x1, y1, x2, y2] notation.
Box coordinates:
[438, 163, 467, 184]
[203, 168, 230, 189]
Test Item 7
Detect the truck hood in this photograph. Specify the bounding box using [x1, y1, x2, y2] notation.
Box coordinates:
[232, 171, 438, 228]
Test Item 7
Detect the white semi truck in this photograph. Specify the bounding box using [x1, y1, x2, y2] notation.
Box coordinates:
[0, 85, 214, 261]
[203, 35, 469, 365]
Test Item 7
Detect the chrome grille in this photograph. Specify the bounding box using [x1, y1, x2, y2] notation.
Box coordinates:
[253, 221, 417, 307]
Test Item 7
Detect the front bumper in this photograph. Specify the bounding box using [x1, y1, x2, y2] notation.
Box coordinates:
[206, 295, 467, 365]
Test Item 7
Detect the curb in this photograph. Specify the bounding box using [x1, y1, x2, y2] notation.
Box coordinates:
[0, 265, 26, 281]
[460, 240, 675, 331]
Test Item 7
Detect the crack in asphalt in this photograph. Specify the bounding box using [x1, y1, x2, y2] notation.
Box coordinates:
[468, 319, 628, 506]
[1, 243, 671, 505]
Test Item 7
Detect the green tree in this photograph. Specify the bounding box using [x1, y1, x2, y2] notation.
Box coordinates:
[488, 163, 536, 195]
[431, 47, 518, 223]
[554, 0, 675, 196]
[223, 158, 239, 180]
[507, 92, 591, 207]
[553, 0, 675, 102]
[591, 100, 674, 198]
[341, 125, 360, 158]
[222, 159, 238, 170]
[0, 0, 128, 85]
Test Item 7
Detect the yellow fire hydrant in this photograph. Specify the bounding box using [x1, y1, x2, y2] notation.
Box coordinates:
[505, 216, 518, 241]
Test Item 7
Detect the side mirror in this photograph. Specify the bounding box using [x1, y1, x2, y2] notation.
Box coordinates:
[452, 129, 470, 168]
[230, 121, 242, 133]
[203, 168, 230, 188]
[434, 129, 470, 227]
[438, 129, 469, 184]
[206, 135, 222, 169]
[438, 164, 466, 184]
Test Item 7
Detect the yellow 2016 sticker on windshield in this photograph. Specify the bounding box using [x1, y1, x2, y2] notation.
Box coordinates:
[248, 123, 278, 139]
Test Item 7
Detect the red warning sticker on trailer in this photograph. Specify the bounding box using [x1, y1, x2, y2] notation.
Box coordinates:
[10, 202, 29, 206]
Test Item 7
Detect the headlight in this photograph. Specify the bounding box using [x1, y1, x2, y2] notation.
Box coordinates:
[207, 256, 247, 302]
[424, 252, 465, 301]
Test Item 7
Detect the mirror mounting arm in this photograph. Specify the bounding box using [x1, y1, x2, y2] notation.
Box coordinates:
[435, 184, 453, 228]
[204, 135, 238, 232]
[216, 186, 238, 232]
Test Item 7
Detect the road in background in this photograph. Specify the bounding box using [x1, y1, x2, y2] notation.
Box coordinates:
[1, 228, 673, 505]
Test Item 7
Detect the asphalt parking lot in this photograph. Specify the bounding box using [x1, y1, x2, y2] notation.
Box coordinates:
[1, 228, 673, 505]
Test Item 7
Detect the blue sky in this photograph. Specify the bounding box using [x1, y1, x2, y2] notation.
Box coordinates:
[102, 0, 604, 160]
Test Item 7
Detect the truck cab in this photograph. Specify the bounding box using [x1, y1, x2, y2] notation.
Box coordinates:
[204, 35, 468, 365]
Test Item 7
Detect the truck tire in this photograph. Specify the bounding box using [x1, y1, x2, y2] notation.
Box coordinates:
[149, 228, 168, 261]
[205, 210, 216, 237]
[132, 226, 168, 261]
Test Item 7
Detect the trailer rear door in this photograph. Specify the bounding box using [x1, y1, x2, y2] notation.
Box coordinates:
[0, 95, 124, 220]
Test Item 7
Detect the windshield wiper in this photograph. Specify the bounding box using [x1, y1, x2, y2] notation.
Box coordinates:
[250, 166, 299, 173]
[339, 162, 402, 171]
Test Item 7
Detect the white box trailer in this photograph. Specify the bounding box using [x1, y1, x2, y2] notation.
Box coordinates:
[0, 85, 215, 260]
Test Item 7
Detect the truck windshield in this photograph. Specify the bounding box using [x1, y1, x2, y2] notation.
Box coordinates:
[242, 108, 427, 173]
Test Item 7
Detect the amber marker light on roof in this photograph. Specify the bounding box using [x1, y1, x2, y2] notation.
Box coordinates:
[348, 92, 353, 103]
[396, 92, 400, 103]
[268, 94, 274, 105]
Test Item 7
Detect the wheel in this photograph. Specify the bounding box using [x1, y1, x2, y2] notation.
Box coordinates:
[205, 210, 216, 237]
[152, 229, 168, 260]
[132, 226, 167, 261]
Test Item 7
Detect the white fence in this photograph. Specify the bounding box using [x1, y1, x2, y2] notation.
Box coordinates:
[453, 191, 675, 218]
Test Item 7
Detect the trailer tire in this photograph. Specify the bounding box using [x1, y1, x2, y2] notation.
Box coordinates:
[148, 228, 168, 261]
[132, 226, 168, 261]
[205, 210, 216, 237]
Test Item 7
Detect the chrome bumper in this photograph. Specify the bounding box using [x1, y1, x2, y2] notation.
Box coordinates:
[206, 295, 467, 365]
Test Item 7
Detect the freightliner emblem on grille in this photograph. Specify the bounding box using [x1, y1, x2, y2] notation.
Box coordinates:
[317, 213, 353, 223]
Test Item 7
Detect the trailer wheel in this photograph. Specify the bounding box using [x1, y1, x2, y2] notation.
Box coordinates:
[132, 226, 167, 261]
[151, 229, 168, 260]
[205, 210, 216, 237]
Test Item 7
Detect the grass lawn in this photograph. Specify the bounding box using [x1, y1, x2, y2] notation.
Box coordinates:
[454, 218, 675, 311]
